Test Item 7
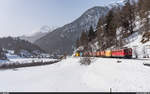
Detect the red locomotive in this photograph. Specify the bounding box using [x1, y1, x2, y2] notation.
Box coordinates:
[111, 48, 132, 58]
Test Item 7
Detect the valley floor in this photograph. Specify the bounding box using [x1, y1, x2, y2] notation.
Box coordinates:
[0, 57, 150, 92]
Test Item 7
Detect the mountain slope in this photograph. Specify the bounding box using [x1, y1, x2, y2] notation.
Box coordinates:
[35, 6, 109, 55]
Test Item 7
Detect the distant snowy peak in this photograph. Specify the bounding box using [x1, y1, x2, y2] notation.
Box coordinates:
[116, 0, 126, 4]
[20, 25, 56, 43]
[29, 25, 53, 37]
[108, 0, 126, 9]
[40, 25, 51, 32]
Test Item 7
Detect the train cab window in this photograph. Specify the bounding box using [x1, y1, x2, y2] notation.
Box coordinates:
[124, 49, 128, 54]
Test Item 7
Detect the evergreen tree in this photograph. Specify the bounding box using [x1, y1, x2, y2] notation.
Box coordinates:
[96, 16, 105, 50]
[76, 38, 80, 48]
[104, 9, 117, 48]
[88, 26, 96, 41]
[80, 31, 89, 47]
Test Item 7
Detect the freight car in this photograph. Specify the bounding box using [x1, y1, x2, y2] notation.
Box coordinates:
[75, 48, 132, 59]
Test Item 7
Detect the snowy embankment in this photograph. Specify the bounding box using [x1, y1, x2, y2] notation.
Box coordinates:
[125, 33, 150, 58]
[0, 57, 150, 92]
[0, 53, 57, 65]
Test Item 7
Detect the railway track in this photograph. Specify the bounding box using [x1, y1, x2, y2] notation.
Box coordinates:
[0, 59, 61, 70]
[81, 56, 150, 61]
[114, 58, 150, 61]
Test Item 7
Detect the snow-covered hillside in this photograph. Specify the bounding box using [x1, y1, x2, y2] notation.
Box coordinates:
[1, 57, 150, 92]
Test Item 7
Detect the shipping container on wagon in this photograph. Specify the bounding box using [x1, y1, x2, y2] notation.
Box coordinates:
[89, 52, 92, 57]
[101, 51, 105, 57]
[84, 52, 88, 57]
[83, 52, 86, 57]
[93, 52, 97, 57]
[105, 50, 112, 57]
[96, 51, 101, 57]
[80, 52, 83, 57]
[75, 52, 79, 57]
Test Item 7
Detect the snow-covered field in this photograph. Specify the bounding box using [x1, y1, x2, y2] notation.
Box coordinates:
[0, 57, 150, 92]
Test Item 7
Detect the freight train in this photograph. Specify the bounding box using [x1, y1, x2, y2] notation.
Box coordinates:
[75, 48, 132, 59]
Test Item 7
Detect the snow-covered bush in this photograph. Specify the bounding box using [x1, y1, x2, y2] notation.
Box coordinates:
[80, 57, 91, 65]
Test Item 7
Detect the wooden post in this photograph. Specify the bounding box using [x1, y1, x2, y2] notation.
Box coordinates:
[110, 88, 112, 93]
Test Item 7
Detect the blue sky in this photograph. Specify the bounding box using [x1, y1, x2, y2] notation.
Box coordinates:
[0, 0, 122, 37]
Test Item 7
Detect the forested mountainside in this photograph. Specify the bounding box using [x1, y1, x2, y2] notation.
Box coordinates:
[0, 37, 45, 58]
[34, 6, 109, 55]
[77, 0, 150, 56]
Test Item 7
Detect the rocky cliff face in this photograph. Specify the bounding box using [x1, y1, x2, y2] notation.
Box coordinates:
[35, 6, 109, 55]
